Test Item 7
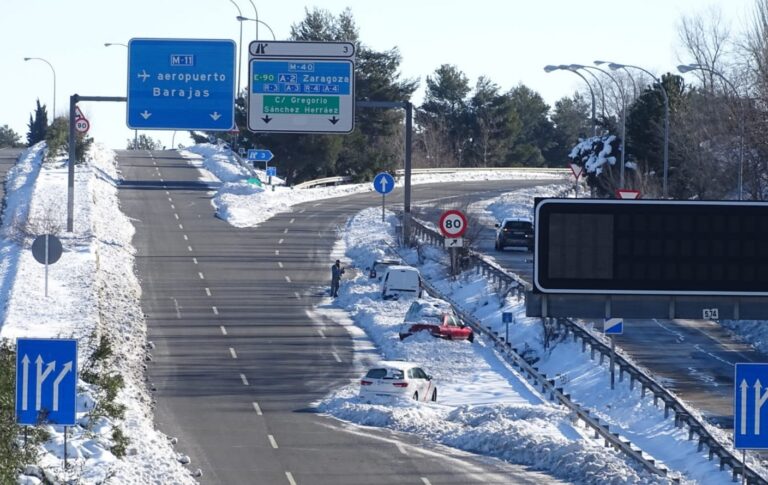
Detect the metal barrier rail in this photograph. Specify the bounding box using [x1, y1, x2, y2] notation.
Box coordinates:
[408, 215, 767, 484]
[293, 176, 353, 189]
[419, 278, 678, 481]
[395, 167, 569, 175]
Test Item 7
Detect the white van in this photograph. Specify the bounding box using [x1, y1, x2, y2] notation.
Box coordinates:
[381, 265, 422, 300]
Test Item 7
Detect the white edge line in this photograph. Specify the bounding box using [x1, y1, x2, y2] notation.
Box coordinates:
[252, 402, 263, 415]
[268, 434, 279, 449]
[286, 471, 297, 485]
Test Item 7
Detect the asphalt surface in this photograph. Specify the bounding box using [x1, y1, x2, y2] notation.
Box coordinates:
[116, 149, 567, 485]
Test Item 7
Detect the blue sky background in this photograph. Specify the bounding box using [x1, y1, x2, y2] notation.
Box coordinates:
[1, 0, 755, 149]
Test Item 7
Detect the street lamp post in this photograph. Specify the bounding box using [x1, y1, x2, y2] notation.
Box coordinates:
[237, 16, 276, 40]
[678, 64, 745, 200]
[246, 0, 259, 40]
[104, 42, 138, 148]
[23, 57, 56, 122]
[544, 65, 597, 137]
[572, 64, 628, 189]
[604, 61, 670, 198]
[228, 0, 243, 95]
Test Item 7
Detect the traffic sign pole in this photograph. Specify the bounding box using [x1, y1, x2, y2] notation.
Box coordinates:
[610, 337, 615, 390]
[382, 193, 385, 222]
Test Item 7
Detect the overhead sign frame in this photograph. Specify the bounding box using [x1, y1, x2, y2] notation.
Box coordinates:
[247, 41, 355, 134]
[127, 38, 236, 131]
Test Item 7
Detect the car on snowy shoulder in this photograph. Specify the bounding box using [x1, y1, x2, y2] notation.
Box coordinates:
[359, 361, 437, 402]
[398, 298, 474, 342]
[381, 265, 422, 300]
[366, 258, 401, 279]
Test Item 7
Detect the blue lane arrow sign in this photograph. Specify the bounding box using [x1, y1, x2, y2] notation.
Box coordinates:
[248, 149, 274, 162]
[502, 312, 514, 324]
[373, 172, 395, 195]
[127, 38, 236, 130]
[735, 363, 768, 449]
[16, 338, 78, 426]
[266, 167, 277, 177]
[604, 318, 623, 335]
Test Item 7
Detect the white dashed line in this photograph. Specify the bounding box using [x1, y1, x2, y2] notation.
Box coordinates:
[183, 234, 189, 241]
[299, 208, 306, 213]
[278, 262, 284, 268]
[198, 272, 205, 280]
[187, 246, 193, 252]
[332, 352, 342, 363]
[278, 239, 284, 244]
[229, 347, 237, 359]
[206, 288, 212, 297]
[160, 177, 164, 182]
[165, 190, 170, 195]
[289, 218, 295, 224]
[212, 306, 219, 315]
[397, 443, 407, 455]
[178, 224, 183, 229]
[313, 203, 322, 207]
[170, 204, 176, 210]
[317, 329, 326, 339]
[294, 292, 300, 299]
[268, 435, 279, 449]
[240, 374, 249, 386]
[252, 402, 263, 415]
[168, 197, 173, 202]
[174, 213, 179, 220]
[220, 325, 227, 335]
[284, 276, 291, 283]
[192, 257, 198, 264]
[285, 472, 297, 485]
[421, 479, 432, 485]
[283, 228, 288, 234]
[275, 249, 280, 256]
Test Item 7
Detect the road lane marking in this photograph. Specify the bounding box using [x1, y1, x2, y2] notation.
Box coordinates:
[178, 223, 183, 229]
[289, 218, 295, 224]
[278, 238, 284, 244]
[278, 262, 284, 268]
[165, 190, 170, 195]
[313, 203, 322, 207]
[283, 228, 289, 234]
[205, 288, 212, 297]
[275, 249, 280, 255]
[229, 347, 237, 359]
[421, 479, 432, 485]
[187, 246, 193, 252]
[170, 204, 175, 210]
[172, 298, 181, 319]
[318, 329, 326, 339]
[174, 213, 179, 220]
[294, 292, 300, 299]
[240, 374, 249, 386]
[212, 306, 219, 315]
[332, 352, 342, 363]
[285, 472, 297, 485]
[285, 276, 291, 283]
[268, 435, 279, 449]
[397, 443, 407, 455]
[198, 272, 205, 280]
[183, 234, 188, 241]
[252, 402, 263, 415]
[160, 177, 165, 182]
[220, 325, 227, 335]
[168, 197, 172, 202]
[192, 257, 198, 264]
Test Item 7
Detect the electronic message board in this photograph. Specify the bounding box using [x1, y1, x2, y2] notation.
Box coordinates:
[534, 198, 768, 295]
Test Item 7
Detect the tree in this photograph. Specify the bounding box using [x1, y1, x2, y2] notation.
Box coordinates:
[26, 99, 48, 146]
[466, 77, 520, 167]
[419, 64, 471, 166]
[45, 117, 93, 163]
[507, 85, 556, 166]
[126, 134, 162, 150]
[0, 126, 23, 148]
[548, 93, 592, 165]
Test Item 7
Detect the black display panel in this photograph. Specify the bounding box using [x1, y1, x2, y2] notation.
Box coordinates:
[534, 198, 768, 295]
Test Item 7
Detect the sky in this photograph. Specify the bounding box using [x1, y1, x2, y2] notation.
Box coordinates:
[0, 0, 756, 150]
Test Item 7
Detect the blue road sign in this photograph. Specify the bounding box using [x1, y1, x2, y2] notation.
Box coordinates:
[604, 318, 623, 335]
[248, 149, 274, 162]
[16, 338, 78, 426]
[502, 312, 514, 324]
[373, 172, 395, 195]
[266, 167, 277, 177]
[127, 38, 236, 130]
[735, 363, 768, 449]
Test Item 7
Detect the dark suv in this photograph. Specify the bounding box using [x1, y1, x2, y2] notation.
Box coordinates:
[494, 217, 534, 251]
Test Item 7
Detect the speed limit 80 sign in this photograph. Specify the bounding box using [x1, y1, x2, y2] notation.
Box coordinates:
[438, 210, 468, 238]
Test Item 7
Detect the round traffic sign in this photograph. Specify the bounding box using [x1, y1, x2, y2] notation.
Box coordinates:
[373, 172, 395, 195]
[438, 210, 468, 238]
[75, 118, 90, 134]
[31, 234, 63, 265]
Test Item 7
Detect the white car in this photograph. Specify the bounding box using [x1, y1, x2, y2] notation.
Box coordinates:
[381, 265, 422, 300]
[359, 361, 437, 402]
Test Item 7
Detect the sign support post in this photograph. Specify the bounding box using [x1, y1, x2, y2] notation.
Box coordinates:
[610, 337, 615, 390]
[381, 193, 385, 222]
[44, 235, 48, 297]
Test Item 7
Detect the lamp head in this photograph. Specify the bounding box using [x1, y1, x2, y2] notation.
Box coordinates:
[594, 60, 609, 66]
[568, 64, 585, 70]
[543, 65, 560, 73]
[23, 57, 31, 61]
[607, 63, 624, 71]
[236, 15, 248, 21]
[677, 64, 699, 73]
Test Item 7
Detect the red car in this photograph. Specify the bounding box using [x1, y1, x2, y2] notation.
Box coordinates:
[398, 299, 474, 342]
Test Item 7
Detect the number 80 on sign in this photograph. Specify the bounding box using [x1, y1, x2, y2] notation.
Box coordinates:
[438, 209, 468, 238]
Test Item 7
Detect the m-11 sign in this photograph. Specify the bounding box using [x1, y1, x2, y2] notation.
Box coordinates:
[248, 41, 355, 134]
[534, 198, 768, 296]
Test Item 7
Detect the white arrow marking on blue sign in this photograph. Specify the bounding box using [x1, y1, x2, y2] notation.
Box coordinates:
[140, 110, 152, 120]
[21, 355, 29, 410]
[210, 112, 222, 121]
[138, 70, 150, 82]
[379, 178, 389, 193]
[35, 356, 55, 411]
[52, 362, 73, 411]
[756, 379, 768, 434]
[742, 379, 749, 435]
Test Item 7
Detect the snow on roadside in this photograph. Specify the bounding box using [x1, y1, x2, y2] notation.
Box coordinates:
[1, 144, 194, 484]
[179, 144, 567, 228]
[315, 207, 663, 485]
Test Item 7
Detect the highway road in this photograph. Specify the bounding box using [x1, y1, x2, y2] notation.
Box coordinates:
[116, 149, 567, 485]
[469, 199, 766, 429]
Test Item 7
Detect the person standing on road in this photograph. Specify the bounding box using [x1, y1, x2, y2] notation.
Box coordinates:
[330, 259, 345, 297]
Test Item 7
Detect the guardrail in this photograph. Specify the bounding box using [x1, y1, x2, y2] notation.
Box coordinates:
[293, 176, 353, 189]
[407, 215, 767, 484]
[395, 167, 569, 175]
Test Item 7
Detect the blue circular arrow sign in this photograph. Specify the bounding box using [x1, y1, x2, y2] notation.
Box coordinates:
[373, 172, 395, 195]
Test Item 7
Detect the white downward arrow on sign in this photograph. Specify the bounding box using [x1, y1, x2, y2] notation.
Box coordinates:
[210, 112, 222, 121]
[140, 110, 152, 120]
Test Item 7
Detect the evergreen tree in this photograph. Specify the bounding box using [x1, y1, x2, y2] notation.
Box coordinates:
[466, 77, 520, 167]
[418, 64, 471, 166]
[548, 93, 592, 164]
[507, 85, 556, 166]
[26, 99, 48, 146]
[0, 125, 23, 148]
